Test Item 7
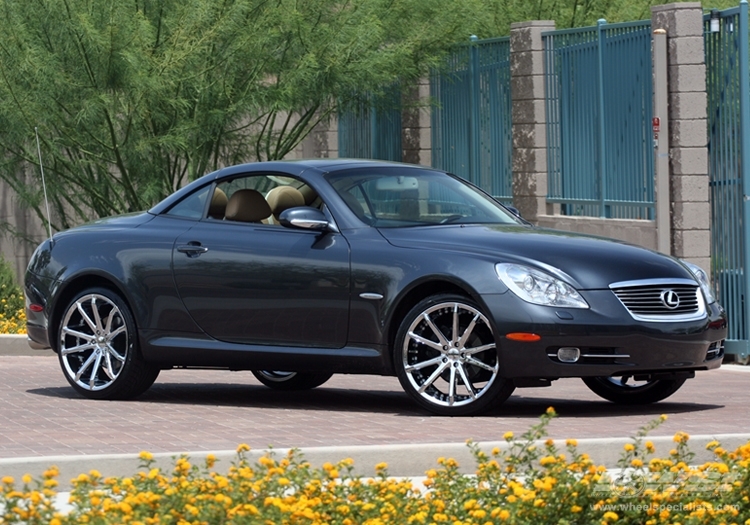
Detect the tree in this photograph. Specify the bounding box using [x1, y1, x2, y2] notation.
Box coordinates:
[481, 0, 739, 35]
[0, 0, 487, 230]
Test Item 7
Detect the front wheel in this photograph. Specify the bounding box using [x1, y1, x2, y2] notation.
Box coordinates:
[394, 294, 514, 416]
[58, 287, 159, 400]
[582, 375, 687, 405]
[251, 370, 333, 390]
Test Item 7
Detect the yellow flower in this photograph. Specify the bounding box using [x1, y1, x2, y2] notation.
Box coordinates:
[566, 439, 578, 447]
[631, 459, 644, 468]
[503, 431, 514, 440]
[2, 476, 14, 484]
[571, 505, 583, 513]
[645, 441, 655, 452]
[375, 462, 388, 471]
[236, 443, 250, 453]
[673, 431, 690, 443]
[22, 474, 32, 484]
[624, 443, 635, 452]
[139, 451, 153, 461]
[546, 406, 556, 416]
[603, 511, 619, 521]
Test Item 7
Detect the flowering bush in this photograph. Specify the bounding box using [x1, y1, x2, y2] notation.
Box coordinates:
[1, 410, 749, 524]
[0, 256, 24, 334]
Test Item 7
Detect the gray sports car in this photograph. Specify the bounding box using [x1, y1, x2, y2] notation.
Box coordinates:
[25, 160, 727, 415]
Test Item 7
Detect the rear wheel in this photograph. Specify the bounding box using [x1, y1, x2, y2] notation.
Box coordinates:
[394, 294, 514, 416]
[582, 375, 687, 404]
[251, 370, 333, 390]
[58, 287, 159, 400]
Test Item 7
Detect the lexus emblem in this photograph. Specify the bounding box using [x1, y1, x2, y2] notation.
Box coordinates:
[661, 290, 680, 309]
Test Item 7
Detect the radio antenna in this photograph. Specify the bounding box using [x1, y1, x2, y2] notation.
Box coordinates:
[34, 127, 53, 239]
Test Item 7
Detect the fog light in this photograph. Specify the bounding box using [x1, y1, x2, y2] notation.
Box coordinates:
[557, 347, 580, 363]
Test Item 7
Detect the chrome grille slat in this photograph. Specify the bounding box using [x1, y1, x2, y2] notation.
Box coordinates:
[609, 279, 706, 322]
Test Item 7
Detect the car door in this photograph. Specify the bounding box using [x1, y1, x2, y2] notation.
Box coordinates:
[171, 215, 351, 348]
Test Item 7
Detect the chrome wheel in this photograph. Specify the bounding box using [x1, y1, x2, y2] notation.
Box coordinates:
[395, 295, 513, 415]
[255, 370, 296, 382]
[58, 288, 159, 399]
[60, 293, 128, 391]
[582, 375, 687, 404]
[252, 370, 333, 390]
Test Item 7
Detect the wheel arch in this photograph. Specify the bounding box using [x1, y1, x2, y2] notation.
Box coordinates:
[384, 278, 482, 373]
[48, 271, 136, 352]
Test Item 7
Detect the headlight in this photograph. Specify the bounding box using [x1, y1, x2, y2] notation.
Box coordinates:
[682, 261, 716, 304]
[495, 263, 589, 309]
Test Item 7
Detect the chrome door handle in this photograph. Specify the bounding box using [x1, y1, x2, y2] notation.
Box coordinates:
[177, 243, 208, 257]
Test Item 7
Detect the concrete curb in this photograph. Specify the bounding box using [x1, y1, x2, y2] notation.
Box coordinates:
[2, 434, 750, 490]
[0, 334, 49, 357]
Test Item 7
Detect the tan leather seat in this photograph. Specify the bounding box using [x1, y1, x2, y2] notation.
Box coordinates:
[224, 189, 272, 223]
[208, 188, 228, 219]
[298, 185, 319, 206]
[266, 186, 305, 223]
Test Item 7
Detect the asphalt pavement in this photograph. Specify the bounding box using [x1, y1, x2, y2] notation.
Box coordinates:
[1, 334, 749, 488]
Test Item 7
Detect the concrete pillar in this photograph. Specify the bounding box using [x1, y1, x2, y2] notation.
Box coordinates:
[510, 21, 555, 221]
[651, 3, 711, 272]
[401, 79, 432, 166]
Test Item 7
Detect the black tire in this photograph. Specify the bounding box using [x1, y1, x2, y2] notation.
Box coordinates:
[251, 370, 333, 390]
[394, 293, 514, 416]
[57, 287, 159, 400]
[582, 375, 687, 405]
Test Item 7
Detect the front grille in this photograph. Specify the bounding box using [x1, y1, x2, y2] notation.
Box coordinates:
[609, 278, 706, 322]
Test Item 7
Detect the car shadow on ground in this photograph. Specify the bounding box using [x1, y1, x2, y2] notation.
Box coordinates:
[26, 383, 723, 419]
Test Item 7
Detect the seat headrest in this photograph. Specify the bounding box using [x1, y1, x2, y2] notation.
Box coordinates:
[225, 189, 272, 223]
[298, 185, 319, 205]
[208, 188, 228, 219]
[266, 186, 305, 220]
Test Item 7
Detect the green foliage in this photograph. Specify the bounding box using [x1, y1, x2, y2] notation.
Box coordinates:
[0, 0, 742, 232]
[479, 0, 742, 35]
[0, 0, 487, 230]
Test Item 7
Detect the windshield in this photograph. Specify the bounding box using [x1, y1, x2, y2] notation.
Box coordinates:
[326, 167, 520, 227]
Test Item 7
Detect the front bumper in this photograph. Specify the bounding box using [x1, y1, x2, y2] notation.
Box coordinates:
[480, 292, 727, 379]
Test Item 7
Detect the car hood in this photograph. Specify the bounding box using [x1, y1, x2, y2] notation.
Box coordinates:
[377, 224, 695, 290]
[54, 212, 154, 238]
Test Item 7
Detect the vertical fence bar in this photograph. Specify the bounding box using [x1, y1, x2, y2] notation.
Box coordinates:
[469, 35, 480, 186]
[596, 19, 608, 217]
[740, 0, 750, 360]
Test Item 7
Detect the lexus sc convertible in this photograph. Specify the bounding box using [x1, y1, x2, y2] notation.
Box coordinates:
[25, 159, 727, 415]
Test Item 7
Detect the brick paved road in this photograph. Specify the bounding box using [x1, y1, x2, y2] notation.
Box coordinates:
[1, 355, 748, 460]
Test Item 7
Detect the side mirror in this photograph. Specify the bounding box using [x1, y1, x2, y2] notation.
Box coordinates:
[505, 205, 522, 218]
[279, 207, 331, 231]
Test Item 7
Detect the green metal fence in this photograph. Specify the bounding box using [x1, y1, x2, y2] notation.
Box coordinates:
[705, 3, 750, 362]
[338, 89, 402, 161]
[430, 36, 512, 201]
[544, 20, 654, 219]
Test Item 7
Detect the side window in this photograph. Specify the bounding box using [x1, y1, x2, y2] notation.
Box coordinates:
[211, 174, 316, 224]
[165, 186, 211, 219]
